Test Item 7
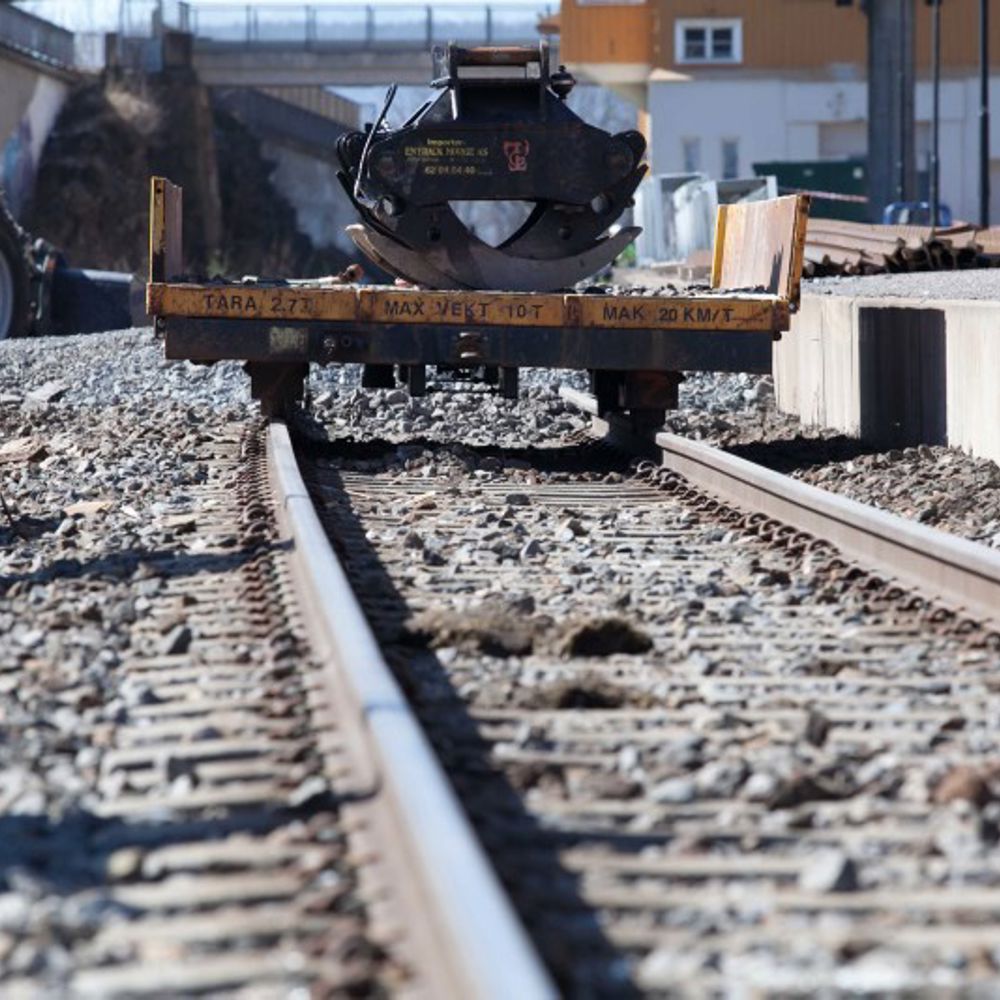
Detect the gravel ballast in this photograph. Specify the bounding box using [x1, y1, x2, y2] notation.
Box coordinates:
[305, 398, 1000, 994]
[2, 326, 1000, 991]
[805, 270, 1000, 301]
[307, 362, 1000, 552]
[660, 373, 1000, 551]
[0, 330, 399, 994]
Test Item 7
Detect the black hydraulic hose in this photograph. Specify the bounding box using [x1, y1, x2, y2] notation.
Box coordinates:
[354, 83, 397, 206]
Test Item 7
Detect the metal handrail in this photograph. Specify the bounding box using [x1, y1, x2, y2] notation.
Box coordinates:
[0, 3, 74, 67]
[188, 2, 552, 49]
[6, 0, 552, 64]
[11, 0, 191, 38]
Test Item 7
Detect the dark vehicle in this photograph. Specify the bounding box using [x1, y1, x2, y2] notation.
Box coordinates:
[883, 201, 954, 227]
[0, 187, 133, 339]
[0, 192, 30, 339]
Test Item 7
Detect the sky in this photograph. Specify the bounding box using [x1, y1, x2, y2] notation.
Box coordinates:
[15, 0, 550, 34]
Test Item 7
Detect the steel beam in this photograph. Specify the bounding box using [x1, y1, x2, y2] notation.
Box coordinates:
[867, 0, 916, 221]
[163, 318, 774, 373]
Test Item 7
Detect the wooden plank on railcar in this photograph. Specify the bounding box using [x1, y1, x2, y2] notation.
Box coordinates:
[147, 283, 358, 321]
[711, 204, 729, 289]
[357, 287, 565, 327]
[150, 282, 787, 333]
[149, 177, 182, 284]
[786, 194, 811, 306]
[571, 295, 787, 332]
[711, 193, 810, 304]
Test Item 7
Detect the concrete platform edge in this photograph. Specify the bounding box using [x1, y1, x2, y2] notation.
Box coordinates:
[775, 293, 1000, 464]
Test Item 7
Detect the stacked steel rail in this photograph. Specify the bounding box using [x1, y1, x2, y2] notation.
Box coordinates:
[804, 217, 1000, 276]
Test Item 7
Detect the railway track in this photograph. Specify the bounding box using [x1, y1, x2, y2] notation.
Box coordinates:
[562, 386, 1000, 628]
[1, 417, 550, 998]
[9, 386, 1000, 995]
[293, 400, 1000, 995]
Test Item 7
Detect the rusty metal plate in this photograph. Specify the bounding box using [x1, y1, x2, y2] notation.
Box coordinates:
[147, 284, 358, 322]
[571, 295, 786, 332]
[357, 287, 565, 326]
[711, 194, 810, 304]
[149, 177, 183, 283]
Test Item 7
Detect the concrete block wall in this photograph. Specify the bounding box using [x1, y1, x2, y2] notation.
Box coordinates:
[774, 295, 860, 433]
[942, 303, 1000, 462]
[0, 58, 70, 216]
[775, 294, 1000, 464]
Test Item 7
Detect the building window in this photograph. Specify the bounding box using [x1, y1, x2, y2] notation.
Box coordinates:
[722, 139, 739, 179]
[682, 137, 701, 173]
[676, 19, 742, 65]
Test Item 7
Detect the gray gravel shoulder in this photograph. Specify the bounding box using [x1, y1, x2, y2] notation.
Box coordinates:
[0, 329, 253, 615]
[0, 332, 250, 988]
[306, 359, 1000, 552]
[0, 330, 251, 982]
[805, 270, 1000, 301]
[663, 373, 1000, 551]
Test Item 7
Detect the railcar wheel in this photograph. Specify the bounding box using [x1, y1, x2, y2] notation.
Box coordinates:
[0, 199, 30, 340]
[362, 364, 395, 388]
[245, 362, 308, 417]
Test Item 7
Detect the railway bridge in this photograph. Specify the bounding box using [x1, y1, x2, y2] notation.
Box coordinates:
[184, 2, 556, 87]
[3, 0, 556, 252]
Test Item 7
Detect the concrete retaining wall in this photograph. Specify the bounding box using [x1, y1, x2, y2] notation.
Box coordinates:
[0, 58, 70, 216]
[775, 294, 1000, 463]
[261, 141, 357, 256]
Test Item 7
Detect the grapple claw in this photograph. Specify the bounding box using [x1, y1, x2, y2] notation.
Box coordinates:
[338, 42, 645, 291]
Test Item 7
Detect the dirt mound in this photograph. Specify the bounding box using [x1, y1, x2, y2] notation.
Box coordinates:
[557, 617, 653, 657]
[406, 606, 539, 658]
[406, 604, 654, 665]
[27, 83, 150, 273]
[25, 75, 352, 279]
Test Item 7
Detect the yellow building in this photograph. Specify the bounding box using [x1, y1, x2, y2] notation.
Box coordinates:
[551, 0, 1000, 219]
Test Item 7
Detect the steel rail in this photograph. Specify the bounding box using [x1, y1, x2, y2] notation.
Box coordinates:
[267, 420, 556, 1000]
[561, 387, 1000, 631]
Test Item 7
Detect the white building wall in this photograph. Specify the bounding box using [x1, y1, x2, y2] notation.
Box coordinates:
[785, 123, 819, 161]
[952, 77, 1000, 221]
[648, 75, 1000, 222]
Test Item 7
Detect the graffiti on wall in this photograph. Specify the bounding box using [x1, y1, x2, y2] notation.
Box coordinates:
[2, 119, 35, 216]
[0, 73, 69, 218]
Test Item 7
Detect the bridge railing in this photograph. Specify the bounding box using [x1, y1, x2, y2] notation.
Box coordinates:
[213, 87, 354, 152]
[0, 3, 75, 67]
[11, 0, 191, 37]
[188, 3, 553, 49]
[7, 0, 553, 63]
